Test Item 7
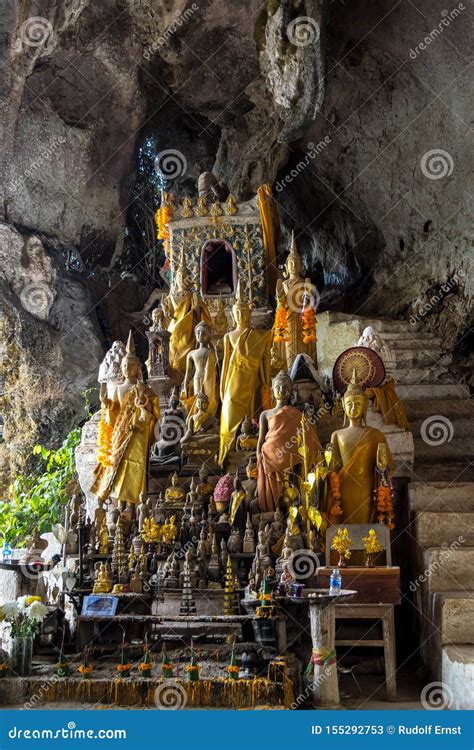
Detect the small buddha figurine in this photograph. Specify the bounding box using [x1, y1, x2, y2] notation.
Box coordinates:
[245, 572, 258, 600]
[137, 492, 148, 532]
[268, 508, 285, 548]
[219, 280, 272, 465]
[228, 474, 247, 528]
[235, 415, 258, 452]
[197, 465, 214, 505]
[275, 531, 293, 579]
[128, 547, 137, 572]
[257, 370, 320, 513]
[98, 339, 126, 400]
[242, 459, 257, 511]
[227, 526, 243, 554]
[165, 472, 186, 505]
[330, 370, 393, 524]
[93, 562, 112, 593]
[129, 567, 143, 594]
[182, 321, 219, 416]
[98, 518, 109, 555]
[242, 513, 256, 554]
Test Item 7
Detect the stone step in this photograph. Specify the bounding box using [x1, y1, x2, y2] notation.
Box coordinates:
[410, 417, 474, 440]
[389, 337, 442, 350]
[325, 313, 415, 333]
[409, 482, 474, 512]
[442, 645, 474, 710]
[432, 592, 474, 646]
[421, 548, 474, 593]
[412, 461, 474, 483]
[397, 384, 470, 400]
[413, 437, 474, 463]
[393, 367, 453, 385]
[414, 512, 474, 548]
[404, 399, 474, 419]
[394, 348, 446, 367]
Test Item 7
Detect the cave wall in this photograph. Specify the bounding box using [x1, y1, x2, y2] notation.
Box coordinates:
[0, 0, 471, 489]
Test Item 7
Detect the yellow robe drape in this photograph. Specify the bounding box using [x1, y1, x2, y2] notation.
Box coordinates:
[257, 184, 280, 301]
[219, 327, 272, 465]
[91, 387, 160, 504]
[330, 427, 393, 525]
[169, 293, 211, 376]
[366, 378, 409, 431]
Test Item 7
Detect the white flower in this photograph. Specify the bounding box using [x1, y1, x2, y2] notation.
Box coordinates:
[1, 601, 19, 620]
[16, 595, 29, 612]
[27, 601, 48, 622]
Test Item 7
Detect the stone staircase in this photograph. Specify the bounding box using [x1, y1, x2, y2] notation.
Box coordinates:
[318, 312, 473, 709]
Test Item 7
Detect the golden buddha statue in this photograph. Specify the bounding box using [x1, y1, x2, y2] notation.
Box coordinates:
[182, 321, 218, 416]
[330, 371, 394, 525]
[91, 331, 160, 505]
[257, 371, 320, 513]
[98, 518, 109, 555]
[166, 246, 211, 376]
[218, 281, 272, 465]
[274, 232, 317, 369]
[236, 415, 258, 451]
[164, 472, 186, 505]
[93, 562, 112, 593]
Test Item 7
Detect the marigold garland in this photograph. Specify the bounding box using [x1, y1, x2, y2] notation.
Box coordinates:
[328, 472, 343, 517]
[375, 485, 394, 529]
[155, 206, 170, 242]
[301, 305, 317, 344]
[274, 304, 289, 343]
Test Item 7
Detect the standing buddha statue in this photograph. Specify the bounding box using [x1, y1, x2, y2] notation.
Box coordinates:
[166, 246, 211, 377]
[91, 332, 160, 505]
[256, 370, 320, 513]
[218, 281, 272, 465]
[329, 370, 394, 525]
[182, 321, 218, 416]
[273, 232, 317, 369]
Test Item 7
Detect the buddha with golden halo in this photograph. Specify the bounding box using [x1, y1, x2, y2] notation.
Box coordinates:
[91, 331, 160, 505]
[218, 281, 272, 465]
[330, 371, 393, 525]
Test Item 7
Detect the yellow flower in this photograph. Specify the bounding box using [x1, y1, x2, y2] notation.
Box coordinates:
[26, 596, 42, 605]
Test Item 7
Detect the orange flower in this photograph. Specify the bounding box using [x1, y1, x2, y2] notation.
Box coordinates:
[274, 304, 289, 343]
[139, 662, 152, 673]
[78, 664, 93, 675]
[301, 306, 317, 344]
[116, 663, 133, 673]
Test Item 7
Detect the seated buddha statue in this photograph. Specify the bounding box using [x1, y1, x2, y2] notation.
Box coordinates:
[181, 392, 219, 467]
[150, 388, 186, 464]
[236, 415, 258, 452]
[219, 281, 272, 465]
[164, 472, 186, 506]
[330, 371, 394, 524]
[91, 331, 160, 505]
[182, 321, 218, 416]
[197, 465, 214, 505]
[257, 370, 320, 513]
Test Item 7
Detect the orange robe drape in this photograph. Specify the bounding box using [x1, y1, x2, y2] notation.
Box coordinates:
[366, 379, 409, 431]
[257, 405, 320, 513]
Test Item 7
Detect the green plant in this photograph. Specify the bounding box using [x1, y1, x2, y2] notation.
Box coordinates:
[0, 427, 81, 548]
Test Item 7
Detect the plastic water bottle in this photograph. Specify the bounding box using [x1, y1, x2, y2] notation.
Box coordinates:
[2, 541, 12, 564]
[329, 568, 342, 596]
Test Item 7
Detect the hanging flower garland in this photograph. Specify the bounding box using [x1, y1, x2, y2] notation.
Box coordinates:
[301, 305, 317, 344]
[273, 303, 289, 343]
[328, 472, 343, 518]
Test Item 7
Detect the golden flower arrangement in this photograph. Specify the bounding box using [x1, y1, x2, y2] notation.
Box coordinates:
[97, 404, 113, 467]
[331, 527, 353, 567]
[362, 528, 384, 567]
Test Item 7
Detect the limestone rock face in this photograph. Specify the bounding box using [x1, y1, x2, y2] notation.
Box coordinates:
[0, 0, 471, 481]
